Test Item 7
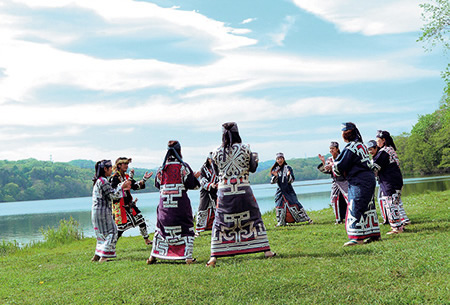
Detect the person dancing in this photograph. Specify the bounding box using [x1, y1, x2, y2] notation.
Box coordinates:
[373, 130, 410, 234]
[317, 141, 349, 224]
[196, 153, 219, 235]
[91, 160, 131, 262]
[207, 122, 275, 267]
[110, 157, 153, 245]
[328, 123, 381, 246]
[271, 152, 312, 226]
[147, 141, 200, 265]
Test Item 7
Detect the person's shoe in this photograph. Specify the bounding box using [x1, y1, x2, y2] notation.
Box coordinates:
[264, 251, 277, 258]
[206, 258, 216, 267]
[343, 240, 363, 246]
[308, 219, 314, 224]
[387, 227, 403, 235]
[99, 257, 109, 263]
[146, 256, 157, 265]
[186, 258, 197, 265]
[403, 221, 411, 226]
[91, 254, 100, 262]
[144, 238, 152, 245]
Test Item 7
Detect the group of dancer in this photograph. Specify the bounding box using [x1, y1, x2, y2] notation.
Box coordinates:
[91, 121, 409, 265]
[317, 123, 409, 246]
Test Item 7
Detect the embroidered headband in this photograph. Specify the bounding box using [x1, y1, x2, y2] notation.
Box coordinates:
[367, 140, 377, 149]
[329, 141, 339, 148]
[276, 152, 284, 159]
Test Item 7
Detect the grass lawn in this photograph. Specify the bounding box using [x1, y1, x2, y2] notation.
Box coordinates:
[1, 190, 449, 304]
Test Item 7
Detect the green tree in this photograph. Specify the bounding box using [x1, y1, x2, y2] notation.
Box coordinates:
[418, 0, 450, 102]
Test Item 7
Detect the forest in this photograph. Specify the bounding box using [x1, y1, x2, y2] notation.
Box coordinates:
[0, 101, 448, 202]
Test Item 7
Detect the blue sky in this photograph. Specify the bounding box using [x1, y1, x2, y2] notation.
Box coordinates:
[0, 0, 447, 170]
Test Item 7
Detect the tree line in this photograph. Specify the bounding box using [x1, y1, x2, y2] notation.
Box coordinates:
[0, 159, 157, 203]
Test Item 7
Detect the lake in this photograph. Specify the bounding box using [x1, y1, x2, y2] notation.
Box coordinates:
[1, 175, 449, 245]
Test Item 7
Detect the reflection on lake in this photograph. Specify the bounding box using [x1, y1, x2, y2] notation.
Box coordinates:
[1, 175, 448, 245]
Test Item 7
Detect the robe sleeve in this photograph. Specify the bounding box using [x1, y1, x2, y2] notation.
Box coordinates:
[200, 167, 214, 191]
[182, 163, 201, 190]
[372, 150, 389, 175]
[249, 147, 258, 173]
[332, 148, 354, 177]
[154, 167, 162, 190]
[99, 178, 124, 200]
[130, 178, 146, 191]
[287, 166, 295, 184]
[270, 174, 278, 184]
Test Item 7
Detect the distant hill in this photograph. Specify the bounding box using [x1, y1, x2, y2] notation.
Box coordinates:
[68, 159, 95, 169]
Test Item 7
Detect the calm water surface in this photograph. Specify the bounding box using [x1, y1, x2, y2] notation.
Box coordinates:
[1, 176, 448, 245]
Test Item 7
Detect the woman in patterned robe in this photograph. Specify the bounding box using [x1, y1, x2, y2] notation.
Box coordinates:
[271, 152, 312, 226]
[373, 130, 410, 234]
[317, 141, 349, 224]
[330, 123, 381, 246]
[206, 122, 275, 267]
[91, 160, 131, 263]
[196, 153, 219, 235]
[147, 141, 200, 265]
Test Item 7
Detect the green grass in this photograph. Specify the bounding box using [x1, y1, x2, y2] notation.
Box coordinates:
[1, 190, 449, 305]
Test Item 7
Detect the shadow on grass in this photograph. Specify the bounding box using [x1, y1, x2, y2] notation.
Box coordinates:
[404, 223, 449, 233]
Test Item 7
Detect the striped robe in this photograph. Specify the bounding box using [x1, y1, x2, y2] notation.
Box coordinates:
[92, 177, 124, 258]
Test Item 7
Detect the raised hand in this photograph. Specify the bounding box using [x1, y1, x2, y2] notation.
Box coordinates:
[144, 171, 153, 180]
[318, 154, 325, 164]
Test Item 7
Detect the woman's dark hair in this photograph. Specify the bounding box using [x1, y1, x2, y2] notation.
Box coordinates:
[343, 129, 357, 142]
[377, 130, 397, 151]
[204, 156, 212, 169]
[222, 122, 242, 149]
[92, 159, 112, 186]
[270, 158, 287, 172]
[167, 140, 182, 159]
[161, 140, 184, 169]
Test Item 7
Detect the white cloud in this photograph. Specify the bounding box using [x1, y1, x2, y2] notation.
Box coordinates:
[10, 0, 256, 51]
[0, 95, 407, 130]
[0, 37, 437, 104]
[241, 18, 257, 24]
[269, 15, 296, 46]
[292, 0, 423, 35]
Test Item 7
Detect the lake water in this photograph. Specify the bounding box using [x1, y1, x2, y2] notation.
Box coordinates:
[1, 176, 449, 245]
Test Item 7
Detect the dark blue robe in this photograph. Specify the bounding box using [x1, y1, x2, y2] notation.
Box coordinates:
[333, 142, 380, 240]
[271, 164, 311, 226]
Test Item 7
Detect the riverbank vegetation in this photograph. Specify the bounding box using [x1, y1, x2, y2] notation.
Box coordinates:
[0, 190, 448, 304]
[0, 159, 158, 202]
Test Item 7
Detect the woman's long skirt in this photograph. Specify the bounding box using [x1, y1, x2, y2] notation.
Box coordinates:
[346, 178, 381, 241]
[150, 191, 195, 260]
[92, 206, 118, 258]
[211, 185, 270, 257]
[196, 190, 216, 233]
[331, 181, 349, 224]
[275, 190, 311, 226]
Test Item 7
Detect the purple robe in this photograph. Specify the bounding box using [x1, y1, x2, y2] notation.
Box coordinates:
[150, 160, 200, 260]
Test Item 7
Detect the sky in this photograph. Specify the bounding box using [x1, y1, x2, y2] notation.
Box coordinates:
[0, 0, 447, 171]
